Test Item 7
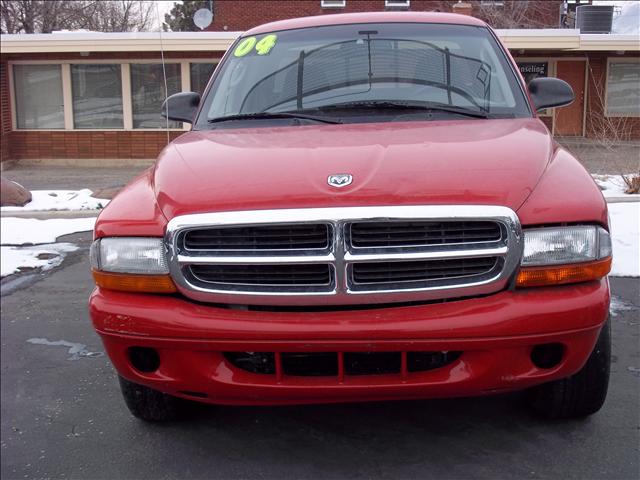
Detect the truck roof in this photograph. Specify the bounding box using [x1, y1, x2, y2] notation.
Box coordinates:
[244, 11, 488, 36]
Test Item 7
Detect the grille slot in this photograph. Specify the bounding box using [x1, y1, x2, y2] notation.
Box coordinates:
[350, 221, 502, 248]
[184, 224, 330, 251]
[351, 257, 499, 285]
[344, 352, 401, 375]
[190, 264, 332, 287]
[224, 351, 462, 377]
[283, 353, 338, 376]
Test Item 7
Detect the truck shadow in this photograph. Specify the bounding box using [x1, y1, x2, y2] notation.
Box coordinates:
[143, 392, 589, 473]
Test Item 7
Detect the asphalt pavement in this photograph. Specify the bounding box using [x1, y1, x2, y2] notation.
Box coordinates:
[1, 233, 639, 480]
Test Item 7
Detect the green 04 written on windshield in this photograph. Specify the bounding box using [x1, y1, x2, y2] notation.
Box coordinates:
[196, 22, 531, 128]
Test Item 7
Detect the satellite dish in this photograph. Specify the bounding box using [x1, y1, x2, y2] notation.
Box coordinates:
[193, 8, 213, 30]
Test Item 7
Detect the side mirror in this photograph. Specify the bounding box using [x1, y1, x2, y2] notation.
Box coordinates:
[528, 77, 574, 111]
[161, 92, 201, 123]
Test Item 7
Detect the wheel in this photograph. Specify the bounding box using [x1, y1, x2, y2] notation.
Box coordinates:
[118, 376, 182, 422]
[528, 318, 611, 419]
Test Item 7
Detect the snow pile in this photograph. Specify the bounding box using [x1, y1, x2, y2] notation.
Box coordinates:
[593, 174, 640, 198]
[0, 216, 97, 277]
[1, 217, 96, 245]
[1, 189, 109, 212]
[608, 202, 640, 277]
[1, 244, 79, 277]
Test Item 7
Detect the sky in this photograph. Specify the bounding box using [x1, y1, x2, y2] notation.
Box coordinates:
[592, 0, 640, 34]
[151, 1, 179, 30]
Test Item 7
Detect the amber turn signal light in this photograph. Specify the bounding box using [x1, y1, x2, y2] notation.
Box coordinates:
[92, 270, 177, 293]
[516, 257, 612, 288]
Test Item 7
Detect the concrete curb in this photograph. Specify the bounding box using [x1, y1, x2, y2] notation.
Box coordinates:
[604, 196, 640, 203]
[0, 209, 101, 219]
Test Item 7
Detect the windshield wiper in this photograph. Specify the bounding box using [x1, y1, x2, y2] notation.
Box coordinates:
[312, 101, 490, 119]
[208, 111, 342, 125]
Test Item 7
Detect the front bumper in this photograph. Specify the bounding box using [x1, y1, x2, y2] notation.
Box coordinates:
[89, 279, 609, 406]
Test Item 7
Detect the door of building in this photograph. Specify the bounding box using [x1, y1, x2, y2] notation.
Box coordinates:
[554, 60, 586, 136]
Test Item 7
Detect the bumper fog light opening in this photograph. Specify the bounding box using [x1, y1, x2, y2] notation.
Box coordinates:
[128, 347, 161, 373]
[531, 343, 564, 370]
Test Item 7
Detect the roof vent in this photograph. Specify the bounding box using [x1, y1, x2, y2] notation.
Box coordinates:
[576, 5, 614, 34]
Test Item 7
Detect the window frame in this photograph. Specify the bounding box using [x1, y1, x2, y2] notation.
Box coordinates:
[8, 59, 218, 132]
[188, 60, 219, 96]
[70, 63, 126, 130]
[605, 57, 640, 118]
[129, 62, 183, 130]
[12, 63, 66, 130]
[320, 0, 346, 8]
[385, 0, 410, 7]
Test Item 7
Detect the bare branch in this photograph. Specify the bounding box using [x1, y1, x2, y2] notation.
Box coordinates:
[1, 0, 155, 33]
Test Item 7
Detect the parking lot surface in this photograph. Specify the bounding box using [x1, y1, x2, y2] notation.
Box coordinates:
[1, 235, 639, 480]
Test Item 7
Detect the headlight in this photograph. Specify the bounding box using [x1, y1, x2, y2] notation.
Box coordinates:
[90, 237, 176, 293]
[522, 226, 612, 266]
[517, 226, 612, 287]
[91, 237, 169, 273]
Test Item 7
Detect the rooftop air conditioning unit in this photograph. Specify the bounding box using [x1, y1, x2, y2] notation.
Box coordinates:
[576, 5, 614, 34]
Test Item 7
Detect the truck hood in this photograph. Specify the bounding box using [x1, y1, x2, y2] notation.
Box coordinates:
[154, 118, 553, 219]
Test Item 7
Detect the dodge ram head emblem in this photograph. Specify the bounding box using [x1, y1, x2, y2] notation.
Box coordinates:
[328, 174, 353, 188]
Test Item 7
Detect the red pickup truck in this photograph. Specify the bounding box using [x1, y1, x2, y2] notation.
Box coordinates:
[89, 12, 612, 421]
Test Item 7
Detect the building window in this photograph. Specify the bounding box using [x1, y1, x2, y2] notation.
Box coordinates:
[385, 0, 410, 7]
[518, 62, 551, 116]
[480, 1, 505, 6]
[131, 64, 181, 128]
[13, 65, 64, 129]
[190, 63, 217, 96]
[321, 0, 346, 8]
[518, 62, 548, 84]
[71, 64, 124, 129]
[606, 61, 640, 117]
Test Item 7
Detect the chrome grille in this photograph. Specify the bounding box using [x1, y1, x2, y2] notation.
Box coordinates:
[350, 220, 501, 248]
[350, 257, 500, 288]
[189, 264, 333, 287]
[184, 224, 330, 251]
[166, 206, 523, 306]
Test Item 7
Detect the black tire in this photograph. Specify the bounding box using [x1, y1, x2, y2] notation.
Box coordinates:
[118, 376, 182, 422]
[528, 319, 611, 419]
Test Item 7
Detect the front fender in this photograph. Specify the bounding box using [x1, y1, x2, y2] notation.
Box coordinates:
[94, 168, 168, 238]
[517, 147, 608, 229]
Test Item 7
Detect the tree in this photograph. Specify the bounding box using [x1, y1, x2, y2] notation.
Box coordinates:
[163, 0, 209, 32]
[475, 0, 563, 29]
[86, 1, 155, 32]
[0, 0, 155, 34]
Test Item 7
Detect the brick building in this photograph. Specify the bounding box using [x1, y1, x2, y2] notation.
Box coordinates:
[206, 1, 564, 32]
[0, 2, 638, 166]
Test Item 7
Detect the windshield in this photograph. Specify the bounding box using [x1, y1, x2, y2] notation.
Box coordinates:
[195, 22, 530, 128]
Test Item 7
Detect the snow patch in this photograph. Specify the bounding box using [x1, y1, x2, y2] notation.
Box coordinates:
[608, 203, 640, 277]
[0, 217, 96, 245]
[593, 174, 640, 198]
[26, 338, 103, 360]
[610, 295, 637, 317]
[1, 189, 109, 212]
[0, 244, 78, 277]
